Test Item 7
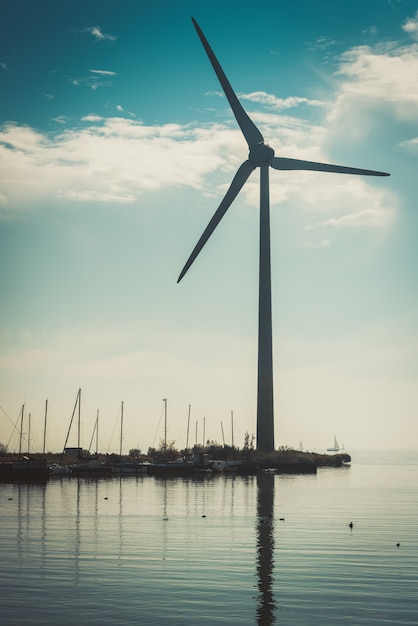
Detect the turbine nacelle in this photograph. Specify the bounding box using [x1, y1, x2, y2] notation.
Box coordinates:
[249, 142, 275, 167]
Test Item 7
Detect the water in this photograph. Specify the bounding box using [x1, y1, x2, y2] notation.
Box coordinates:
[1, 452, 417, 625]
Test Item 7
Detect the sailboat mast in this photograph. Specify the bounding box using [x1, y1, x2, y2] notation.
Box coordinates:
[186, 404, 191, 450]
[77, 388, 81, 460]
[61, 389, 80, 463]
[27, 413, 31, 454]
[18, 404, 24, 459]
[163, 398, 167, 453]
[96, 409, 99, 455]
[42, 399, 48, 457]
[119, 402, 124, 457]
[221, 421, 225, 447]
[203, 416, 206, 448]
[231, 410, 234, 448]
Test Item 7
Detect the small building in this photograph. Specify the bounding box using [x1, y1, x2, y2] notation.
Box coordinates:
[64, 447, 83, 457]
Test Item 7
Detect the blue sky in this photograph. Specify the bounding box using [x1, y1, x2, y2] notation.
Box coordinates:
[1, 0, 417, 454]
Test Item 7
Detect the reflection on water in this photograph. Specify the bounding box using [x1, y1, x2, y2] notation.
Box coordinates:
[8, 474, 276, 624]
[2, 463, 418, 625]
[256, 473, 275, 625]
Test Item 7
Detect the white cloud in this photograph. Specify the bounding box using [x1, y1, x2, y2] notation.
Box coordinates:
[306, 36, 338, 52]
[328, 42, 418, 133]
[0, 119, 228, 207]
[0, 112, 396, 237]
[398, 137, 418, 153]
[403, 11, 418, 41]
[299, 238, 331, 249]
[302, 178, 396, 229]
[82, 26, 116, 42]
[362, 25, 378, 37]
[89, 69, 118, 76]
[69, 70, 117, 91]
[81, 114, 103, 122]
[323, 207, 391, 228]
[70, 76, 112, 90]
[240, 91, 325, 111]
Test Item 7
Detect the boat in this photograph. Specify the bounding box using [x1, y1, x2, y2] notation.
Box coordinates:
[0, 456, 50, 483]
[60, 389, 112, 477]
[111, 460, 150, 475]
[211, 459, 243, 472]
[69, 460, 113, 477]
[49, 463, 70, 476]
[327, 435, 340, 452]
[0, 404, 50, 483]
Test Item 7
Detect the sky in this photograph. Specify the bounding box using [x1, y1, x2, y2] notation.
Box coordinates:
[1, 0, 417, 455]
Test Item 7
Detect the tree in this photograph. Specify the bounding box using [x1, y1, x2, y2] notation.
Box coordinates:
[0, 442, 8, 455]
[243, 432, 255, 451]
[156, 439, 179, 461]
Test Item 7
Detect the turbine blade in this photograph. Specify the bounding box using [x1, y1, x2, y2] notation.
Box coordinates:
[192, 17, 264, 148]
[271, 157, 390, 177]
[177, 159, 255, 283]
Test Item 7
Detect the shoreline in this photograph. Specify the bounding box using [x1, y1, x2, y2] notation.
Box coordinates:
[0, 448, 351, 482]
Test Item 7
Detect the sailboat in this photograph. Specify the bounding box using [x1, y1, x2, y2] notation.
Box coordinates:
[327, 435, 340, 452]
[61, 389, 112, 476]
[0, 404, 50, 483]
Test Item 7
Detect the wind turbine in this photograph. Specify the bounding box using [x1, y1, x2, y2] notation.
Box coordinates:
[177, 18, 389, 453]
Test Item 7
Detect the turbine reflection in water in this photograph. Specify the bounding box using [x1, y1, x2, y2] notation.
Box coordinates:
[256, 472, 275, 624]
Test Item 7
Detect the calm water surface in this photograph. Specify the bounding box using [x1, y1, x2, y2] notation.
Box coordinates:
[1, 451, 417, 625]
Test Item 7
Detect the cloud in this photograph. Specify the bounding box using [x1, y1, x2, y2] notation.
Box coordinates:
[0, 109, 396, 239]
[328, 42, 418, 135]
[323, 207, 391, 228]
[81, 26, 116, 42]
[302, 177, 396, 231]
[70, 70, 116, 90]
[240, 91, 325, 111]
[299, 238, 331, 249]
[1, 28, 401, 233]
[0, 119, 227, 208]
[81, 115, 103, 122]
[89, 69, 118, 76]
[116, 105, 135, 117]
[403, 11, 418, 40]
[306, 36, 338, 52]
[362, 25, 378, 37]
[0, 62, 8, 72]
[397, 137, 418, 153]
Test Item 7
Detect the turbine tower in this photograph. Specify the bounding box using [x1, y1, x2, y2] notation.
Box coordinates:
[177, 18, 389, 452]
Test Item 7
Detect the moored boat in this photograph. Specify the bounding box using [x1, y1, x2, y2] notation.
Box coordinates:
[70, 461, 113, 477]
[211, 459, 243, 472]
[0, 456, 50, 483]
[111, 461, 150, 475]
[49, 463, 70, 476]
